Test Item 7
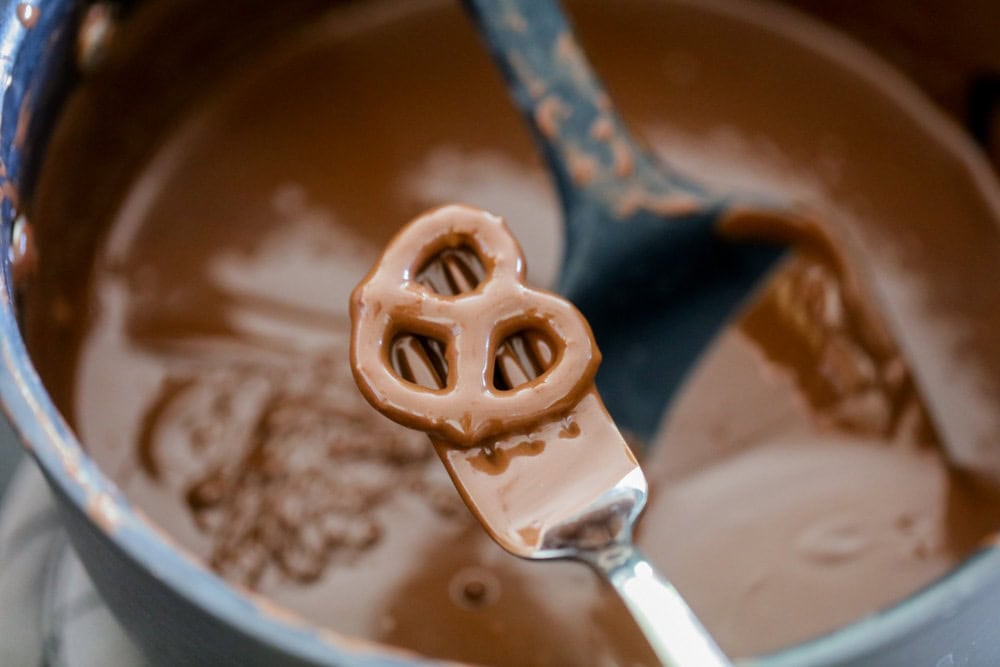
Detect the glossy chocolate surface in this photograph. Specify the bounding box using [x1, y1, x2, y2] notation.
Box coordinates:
[350, 205, 599, 446]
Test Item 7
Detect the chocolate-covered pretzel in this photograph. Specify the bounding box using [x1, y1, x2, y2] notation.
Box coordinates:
[350, 205, 600, 445]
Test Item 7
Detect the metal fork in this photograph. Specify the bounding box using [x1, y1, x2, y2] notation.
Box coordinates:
[388, 248, 731, 667]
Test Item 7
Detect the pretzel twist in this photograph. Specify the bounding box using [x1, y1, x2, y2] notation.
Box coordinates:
[350, 205, 600, 445]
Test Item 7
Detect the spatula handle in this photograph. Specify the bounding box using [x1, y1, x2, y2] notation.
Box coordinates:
[461, 0, 700, 204]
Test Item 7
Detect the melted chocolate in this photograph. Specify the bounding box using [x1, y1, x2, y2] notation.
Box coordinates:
[640, 248, 1000, 655]
[350, 204, 600, 446]
[21, 0, 1000, 663]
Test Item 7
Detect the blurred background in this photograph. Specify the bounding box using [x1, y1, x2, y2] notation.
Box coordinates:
[781, 0, 1000, 168]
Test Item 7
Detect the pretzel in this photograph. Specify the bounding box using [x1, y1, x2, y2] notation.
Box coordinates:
[350, 205, 600, 445]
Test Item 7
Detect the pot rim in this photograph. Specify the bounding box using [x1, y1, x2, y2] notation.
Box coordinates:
[1, 0, 999, 665]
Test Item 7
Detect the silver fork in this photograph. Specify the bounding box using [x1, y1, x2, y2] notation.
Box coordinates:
[386, 246, 731, 667]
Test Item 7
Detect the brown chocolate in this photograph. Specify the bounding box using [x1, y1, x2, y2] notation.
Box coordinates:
[350, 204, 599, 446]
[8, 215, 37, 289]
[15, 3, 40, 30]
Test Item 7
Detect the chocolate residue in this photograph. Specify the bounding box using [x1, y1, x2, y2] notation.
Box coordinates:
[133, 342, 450, 588]
[15, 3, 39, 30]
[742, 251, 927, 440]
[720, 210, 934, 442]
[467, 439, 545, 475]
[8, 215, 37, 289]
[558, 418, 580, 438]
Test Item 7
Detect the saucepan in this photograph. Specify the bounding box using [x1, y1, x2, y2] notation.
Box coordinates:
[2, 0, 1000, 665]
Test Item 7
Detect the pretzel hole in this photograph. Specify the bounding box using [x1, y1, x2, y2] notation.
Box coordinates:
[389, 333, 449, 390]
[492, 329, 556, 391]
[416, 245, 486, 296]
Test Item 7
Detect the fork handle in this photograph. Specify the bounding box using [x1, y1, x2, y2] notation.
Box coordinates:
[582, 544, 731, 667]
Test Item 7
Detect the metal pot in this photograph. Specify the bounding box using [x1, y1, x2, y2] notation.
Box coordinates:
[1, 1, 999, 665]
